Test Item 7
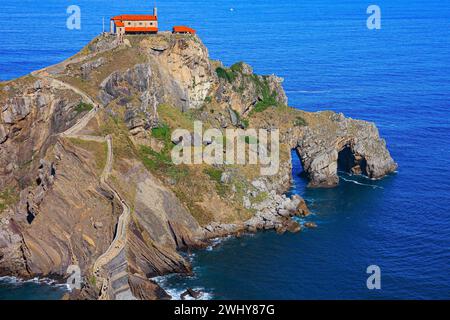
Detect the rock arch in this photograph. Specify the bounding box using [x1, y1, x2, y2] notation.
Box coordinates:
[288, 117, 397, 188]
[293, 140, 370, 188]
[337, 143, 368, 176]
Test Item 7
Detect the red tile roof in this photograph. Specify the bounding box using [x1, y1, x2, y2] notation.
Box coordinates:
[114, 21, 124, 27]
[125, 27, 159, 33]
[111, 15, 157, 21]
[172, 26, 196, 34]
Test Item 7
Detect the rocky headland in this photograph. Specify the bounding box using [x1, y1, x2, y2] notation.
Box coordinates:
[0, 32, 397, 299]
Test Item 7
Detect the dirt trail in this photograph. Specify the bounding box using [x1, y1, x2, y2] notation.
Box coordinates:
[93, 136, 132, 299]
[33, 72, 132, 299]
[30, 35, 118, 77]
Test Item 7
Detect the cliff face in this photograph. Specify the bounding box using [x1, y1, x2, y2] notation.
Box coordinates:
[0, 33, 397, 299]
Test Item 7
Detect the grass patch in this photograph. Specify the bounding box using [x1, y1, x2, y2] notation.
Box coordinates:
[157, 104, 195, 131]
[74, 102, 94, 114]
[203, 167, 230, 197]
[68, 138, 108, 175]
[88, 275, 97, 287]
[249, 75, 279, 114]
[151, 124, 171, 141]
[173, 188, 214, 226]
[139, 144, 189, 182]
[230, 62, 245, 73]
[251, 95, 278, 114]
[0, 188, 19, 215]
[203, 167, 223, 183]
[216, 67, 236, 83]
[294, 116, 307, 127]
[216, 62, 247, 83]
[253, 192, 268, 204]
[99, 115, 138, 161]
[139, 145, 172, 170]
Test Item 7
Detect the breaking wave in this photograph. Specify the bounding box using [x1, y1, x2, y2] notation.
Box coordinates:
[152, 274, 213, 301]
[339, 176, 383, 189]
[0, 276, 71, 291]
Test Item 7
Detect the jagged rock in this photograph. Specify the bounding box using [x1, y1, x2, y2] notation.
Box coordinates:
[123, 39, 131, 48]
[94, 221, 103, 229]
[243, 196, 251, 209]
[181, 288, 202, 300]
[0, 125, 8, 144]
[286, 220, 302, 233]
[240, 63, 253, 76]
[228, 108, 239, 126]
[275, 224, 287, 234]
[99, 64, 152, 105]
[129, 274, 171, 300]
[88, 35, 119, 53]
[251, 180, 267, 192]
[216, 64, 287, 114]
[33, 80, 42, 91]
[267, 75, 288, 106]
[297, 198, 310, 216]
[277, 209, 290, 218]
[2, 97, 31, 124]
[220, 172, 232, 184]
[304, 222, 317, 229]
[81, 57, 106, 80]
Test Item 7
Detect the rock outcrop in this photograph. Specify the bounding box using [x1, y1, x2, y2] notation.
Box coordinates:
[294, 112, 397, 187]
[0, 33, 397, 300]
[215, 62, 288, 115]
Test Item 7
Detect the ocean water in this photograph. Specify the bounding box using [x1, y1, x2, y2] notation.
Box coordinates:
[1, 0, 450, 299]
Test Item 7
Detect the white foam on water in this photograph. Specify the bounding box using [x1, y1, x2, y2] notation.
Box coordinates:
[152, 274, 213, 301]
[339, 176, 383, 189]
[0, 276, 71, 291]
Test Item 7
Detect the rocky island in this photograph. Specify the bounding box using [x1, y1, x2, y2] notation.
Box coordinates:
[0, 33, 397, 300]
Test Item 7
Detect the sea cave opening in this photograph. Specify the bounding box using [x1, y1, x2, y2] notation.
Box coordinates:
[292, 148, 308, 183]
[337, 145, 368, 176]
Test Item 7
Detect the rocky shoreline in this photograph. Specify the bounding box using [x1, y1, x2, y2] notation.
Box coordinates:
[204, 191, 309, 238]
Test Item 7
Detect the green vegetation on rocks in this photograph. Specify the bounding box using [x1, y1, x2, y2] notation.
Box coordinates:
[294, 116, 307, 127]
[0, 188, 19, 215]
[230, 62, 245, 73]
[216, 62, 248, 83]
[252, 192, 268, 204]
[74, 102, 94, 114]
[151, 124, 171, 142]
[139, 124, 189, 182]
[204, 167, 223, 183]
[249, 75, 280, 115]
[216, 67, 236, 83]
[204, 167, 231, 197]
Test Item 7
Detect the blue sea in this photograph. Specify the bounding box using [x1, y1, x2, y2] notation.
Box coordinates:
[1, 0, 449, 299]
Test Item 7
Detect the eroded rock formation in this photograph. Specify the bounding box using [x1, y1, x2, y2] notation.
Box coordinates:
[0, 33, 396, 300]
[294, 113, 397, 187]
